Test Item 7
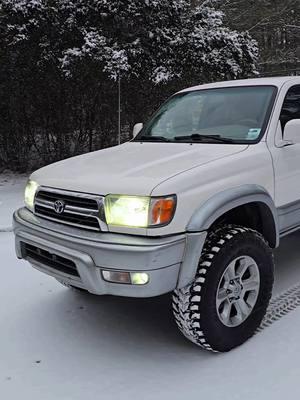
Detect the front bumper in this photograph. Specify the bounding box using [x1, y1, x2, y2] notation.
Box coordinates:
[13, 208, 207, 297]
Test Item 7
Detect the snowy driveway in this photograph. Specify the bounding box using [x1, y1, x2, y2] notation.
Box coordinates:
[1, 176, 300, 400]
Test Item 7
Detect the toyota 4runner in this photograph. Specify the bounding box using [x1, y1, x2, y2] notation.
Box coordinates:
[13, 76, 300, 352]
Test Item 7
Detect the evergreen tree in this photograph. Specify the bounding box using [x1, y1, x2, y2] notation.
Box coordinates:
[0, 0, 258, 170]
[198, 0, 300, 76]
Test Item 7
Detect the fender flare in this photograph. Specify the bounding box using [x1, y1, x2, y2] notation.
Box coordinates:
[186, 184, 279, 248]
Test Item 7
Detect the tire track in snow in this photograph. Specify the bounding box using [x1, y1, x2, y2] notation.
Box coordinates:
[258, 283, 300, 332]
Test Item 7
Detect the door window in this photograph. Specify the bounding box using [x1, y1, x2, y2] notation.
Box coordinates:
[280, 85, 300, 130]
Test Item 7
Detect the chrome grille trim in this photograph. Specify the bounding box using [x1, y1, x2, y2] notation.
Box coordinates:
[34, 187, 108, 232]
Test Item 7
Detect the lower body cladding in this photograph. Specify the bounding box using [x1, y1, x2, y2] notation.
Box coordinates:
[13, 208, 207, 298]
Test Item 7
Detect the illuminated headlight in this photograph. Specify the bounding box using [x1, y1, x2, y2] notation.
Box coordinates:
[105, 195, 149, 227]
[104, 194, 176, 228]
[24, 180, 39, 211]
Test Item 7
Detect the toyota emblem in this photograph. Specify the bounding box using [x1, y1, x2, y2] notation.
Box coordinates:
[54, 200, 65, 214]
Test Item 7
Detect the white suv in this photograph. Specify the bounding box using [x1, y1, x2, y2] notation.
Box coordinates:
[13, 76, 300, 352]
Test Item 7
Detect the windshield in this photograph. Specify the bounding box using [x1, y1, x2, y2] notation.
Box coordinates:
[134, 86, 276, 144]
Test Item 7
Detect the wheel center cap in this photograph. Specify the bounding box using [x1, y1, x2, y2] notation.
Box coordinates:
[230, 281, 242, 298]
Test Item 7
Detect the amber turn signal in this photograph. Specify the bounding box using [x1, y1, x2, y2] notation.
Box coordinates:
[150, 196, 176, 226]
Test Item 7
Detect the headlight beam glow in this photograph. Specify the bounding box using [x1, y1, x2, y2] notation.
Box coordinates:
[105, 195, 150, 228]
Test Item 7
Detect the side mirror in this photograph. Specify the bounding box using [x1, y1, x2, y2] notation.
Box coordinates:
[132, 123, 143, 138]
[284, 119, 300, 145]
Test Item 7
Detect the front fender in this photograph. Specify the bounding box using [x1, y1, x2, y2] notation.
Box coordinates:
[186, 184, 279, 247]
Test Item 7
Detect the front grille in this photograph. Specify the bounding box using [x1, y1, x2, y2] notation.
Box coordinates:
[34, 189, 105, 231]
[23, 243, 79, 277]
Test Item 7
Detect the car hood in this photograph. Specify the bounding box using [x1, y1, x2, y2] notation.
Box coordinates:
[32, 142, 248, 196]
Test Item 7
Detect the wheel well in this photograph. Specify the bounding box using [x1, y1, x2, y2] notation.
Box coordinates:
[211, 202, 277, 248]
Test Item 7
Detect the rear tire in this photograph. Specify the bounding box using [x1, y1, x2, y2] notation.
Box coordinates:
[172, 225, 274, 352]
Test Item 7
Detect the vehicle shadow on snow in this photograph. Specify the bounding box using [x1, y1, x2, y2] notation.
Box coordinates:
[23, 286, 215, 360]
[273, 231, 300, 293]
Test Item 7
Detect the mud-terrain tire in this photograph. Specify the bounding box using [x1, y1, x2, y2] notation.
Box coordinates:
[172, 225, 274, 352]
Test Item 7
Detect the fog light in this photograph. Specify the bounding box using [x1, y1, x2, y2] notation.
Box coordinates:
[102, 271, 131, 284]
[102, 270, 149, 285]
[131, 272, 149, 285]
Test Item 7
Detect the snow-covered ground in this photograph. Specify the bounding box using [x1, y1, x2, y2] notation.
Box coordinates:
[1, 174, 300, 400]
[0, 172, 27, 231]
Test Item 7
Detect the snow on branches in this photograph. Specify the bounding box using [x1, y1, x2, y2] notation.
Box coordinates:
[1, 0, 258, 83]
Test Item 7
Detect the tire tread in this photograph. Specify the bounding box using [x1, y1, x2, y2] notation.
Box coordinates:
[172, 224, 273, 352]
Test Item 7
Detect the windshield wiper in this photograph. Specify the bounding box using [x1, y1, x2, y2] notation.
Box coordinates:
[137, 135, 172, 142]
[174, 133, 234, 143]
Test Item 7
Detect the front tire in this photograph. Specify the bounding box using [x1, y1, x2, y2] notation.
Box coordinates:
[172, 225, 274, 352]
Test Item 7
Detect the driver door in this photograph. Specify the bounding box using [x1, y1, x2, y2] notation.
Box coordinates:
[271, 84, 300, 233]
